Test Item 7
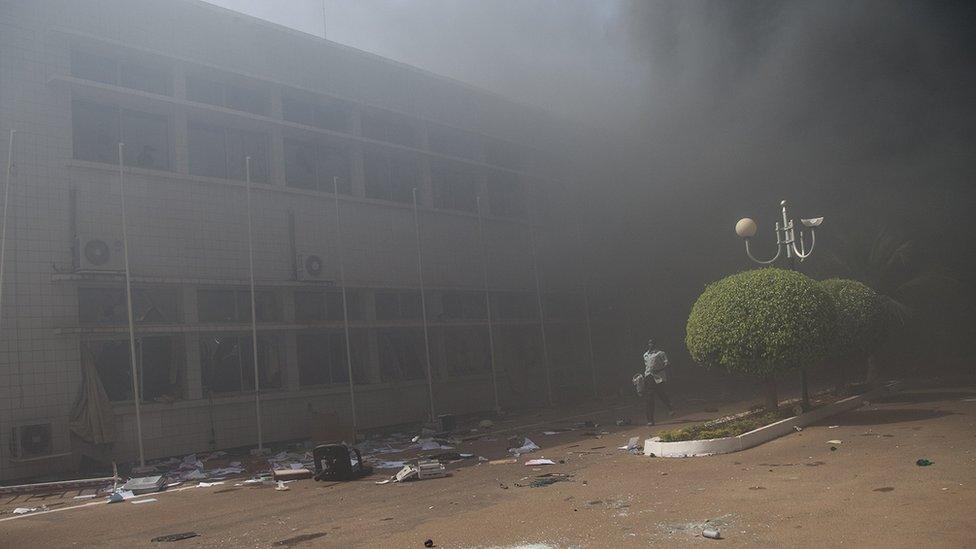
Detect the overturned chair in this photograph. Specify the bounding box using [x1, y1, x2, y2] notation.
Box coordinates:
[312, 444, 372, 481]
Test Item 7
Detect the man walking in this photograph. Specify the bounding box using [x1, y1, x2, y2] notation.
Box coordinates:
[632, 339, 675, 425]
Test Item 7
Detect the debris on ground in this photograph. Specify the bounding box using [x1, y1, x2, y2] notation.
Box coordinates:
[151, 532, 200, 542]
[526, 473, 573, 488]
[489, 458, 518, 465]
[916, 458, 934, 466]
[525, 459, 556, 466]
[424, 539, 435, 547]
[274, 481, 290, 491]
[130, 498, 157, 504]
[615, 418, 632, 426]
[508, 437, 540, 456]
[121, 475, 167, 495]
[702, 528, 722, 539]
[479, 419, 494, 430]
[826, 440, 842, 445]
[13, 506, 47, 515]
[828, 425, 840, 429]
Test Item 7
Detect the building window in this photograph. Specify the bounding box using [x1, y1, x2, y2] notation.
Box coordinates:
[544, 292, 583, 319]
[485, 139, 524, 170]
[494, 292, 537, 320]
[186, 74, 269, 116]
[295, 289, 363, 322]
[439, 291, 487, 320]
[72, 99, 170, 170]
[427, 124, 482, 161]
[364, 149, 419, 203]
[378, 328, 428, 381]
[78, 287, 179, 324]
[442, 326, 490, 375]
[197, 288, 280, 323]
[283, 138, 351, 194]
[375, 290, 422, 321]
[87, 336, 185, 402]
[188, 123, 269, 182]
[487, 171, 525, 218]
[282, 90, 351, 132]
[199, 334, 284, 394]
[70, 48, 172, 95]
[431, 162, 479, 213]
[297, 330, 368, 386]
[361, 110, 416, 147]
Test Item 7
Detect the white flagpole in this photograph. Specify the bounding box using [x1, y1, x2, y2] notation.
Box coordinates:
[118, 143, 145, 467]
[333, 176, 358, 437]
[244, 156, 263, 451]
[476, 197, 500, 412]
[412, 188, 436, 423]
[0, 130, 15, 333]
[529, 222, 553, 407]
[576, 220, 598, 399]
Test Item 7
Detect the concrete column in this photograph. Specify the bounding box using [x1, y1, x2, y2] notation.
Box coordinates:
[280, 289, 300, 390]
[418, 122, 433, 206]
[181, 286, 202, 399]
[349, 108, 366, 198]
[361, 291, 382, 383]
[270, 88, 286, 186]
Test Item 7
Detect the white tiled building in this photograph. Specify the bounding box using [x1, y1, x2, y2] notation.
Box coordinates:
[0, 0, 597, 480]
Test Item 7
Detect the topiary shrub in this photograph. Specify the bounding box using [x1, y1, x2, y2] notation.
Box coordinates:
[819, 278, 887, 389]
[686, 268, 836, 410]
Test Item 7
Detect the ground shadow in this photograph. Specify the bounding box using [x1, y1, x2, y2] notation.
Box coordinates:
[876, 391, 976, 404]
[826, 408, 955, 426]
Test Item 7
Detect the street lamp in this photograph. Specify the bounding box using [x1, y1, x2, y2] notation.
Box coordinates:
[736, 199, 824, 410]
[736, 200, 822, 265]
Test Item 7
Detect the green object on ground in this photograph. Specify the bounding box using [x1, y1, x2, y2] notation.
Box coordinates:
[916, 458, 934, 466]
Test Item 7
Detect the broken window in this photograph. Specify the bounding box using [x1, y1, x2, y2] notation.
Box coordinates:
[186, 73, 269, 115]
[494, 292, 537, 320]
[427, 124, 483, 161]
[442, 326, 490, 375]
[188, 123, 269, 182]
[283, 138, 351, 194]
[439, 291, 487, 320]
[197, 288, 279, 323]
[294, 289, 363, 322]
[431, 161, 479, 213]
[281, 90, 351, 133]
[361, 109, 416, 147]
[88, 336, 185, 402]
[199, 334, 284, 394]
[364, 148, 419, 203]
[78, 286, 179, 324]
[375, 290, 422, 321]
[378, 328, 428, 381]
[487, 171, 525, 218]
[71, 47, 172, 95]
[72, 99, 170, 169]
[297, 330, 368, 386]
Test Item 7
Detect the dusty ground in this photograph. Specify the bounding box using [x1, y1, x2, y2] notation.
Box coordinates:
[2, 384, 974, 548]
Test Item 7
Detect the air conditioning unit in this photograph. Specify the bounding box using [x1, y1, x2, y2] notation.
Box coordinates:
[9, 422, 54, 460]
[296, 252, 326, 281]
[77, 235, 124, 271]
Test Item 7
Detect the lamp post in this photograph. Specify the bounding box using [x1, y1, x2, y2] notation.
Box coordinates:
[736, 199, 823, 410]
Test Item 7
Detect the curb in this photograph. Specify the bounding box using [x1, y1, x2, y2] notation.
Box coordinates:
[643, 382, 898, 458]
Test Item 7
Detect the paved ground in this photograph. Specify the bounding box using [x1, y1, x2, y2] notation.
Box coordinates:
[2, 385, 974, 548]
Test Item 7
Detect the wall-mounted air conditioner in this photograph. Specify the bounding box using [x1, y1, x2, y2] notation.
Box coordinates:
[296, 252, 326, 281]
[77, 234, 124, 271]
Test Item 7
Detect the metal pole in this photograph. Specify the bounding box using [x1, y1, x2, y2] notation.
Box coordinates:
[244, 156, 263, 451]
[333, 176, 358, 437]
[412, 188, 436, 423]
[118, 143, 145, 467]
[529, 223, 553, 407]
[576, 220, 598, 400]
[0, 130, 15, 333]
[476, 197, 500, 412]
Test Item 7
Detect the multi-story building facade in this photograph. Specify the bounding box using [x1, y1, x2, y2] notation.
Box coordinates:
[0, 0, 598, 480]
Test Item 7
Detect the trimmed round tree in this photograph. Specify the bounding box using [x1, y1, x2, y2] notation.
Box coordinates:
[686, 268, 836, 411]
[819, 278, 887, 387]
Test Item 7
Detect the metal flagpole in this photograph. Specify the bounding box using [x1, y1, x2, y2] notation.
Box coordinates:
[333, 176, 358, 437]
[412, 188, 436, 423]
[476, 197, 500, 412]
[529, 222, 553, 407]
[244, 156, 263, 451]
[576, 220, 598, 400]
[0, 130, 16, 332]
[118, 143, 145, 467]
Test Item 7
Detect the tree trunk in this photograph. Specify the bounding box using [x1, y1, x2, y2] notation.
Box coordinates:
[763, 375, 778, 412]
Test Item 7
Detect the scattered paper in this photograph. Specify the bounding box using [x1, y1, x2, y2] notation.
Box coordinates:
[13, 507, 38, 515]
[827, 440, 842, 444]
[525, 459, 556, 466]
[828, 425, 839, 429]
[197, 481, 224, 488]
[131, 498, 157, 504]
[509, 438, 540, 455]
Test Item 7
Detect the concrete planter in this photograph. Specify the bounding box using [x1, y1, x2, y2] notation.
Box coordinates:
[644, 382, 896, 458]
